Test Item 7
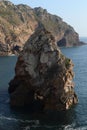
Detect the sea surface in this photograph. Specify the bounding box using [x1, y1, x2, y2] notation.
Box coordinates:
[0, 44, 87, 130]
[80, 37, 87, 43]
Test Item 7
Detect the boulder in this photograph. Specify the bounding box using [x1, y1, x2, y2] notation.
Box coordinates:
[8, 27, 78, 111]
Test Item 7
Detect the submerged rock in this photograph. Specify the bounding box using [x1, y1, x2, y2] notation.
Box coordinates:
[8, 27, 78, 111]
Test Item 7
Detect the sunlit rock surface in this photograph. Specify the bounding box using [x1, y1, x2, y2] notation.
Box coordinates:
[0, 1, 84, 55]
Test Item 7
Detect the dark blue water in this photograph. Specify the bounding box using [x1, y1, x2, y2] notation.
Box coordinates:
[0, 45, 87, 130]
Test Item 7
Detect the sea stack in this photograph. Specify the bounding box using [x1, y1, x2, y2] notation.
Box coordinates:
[8, 26, 78, 111]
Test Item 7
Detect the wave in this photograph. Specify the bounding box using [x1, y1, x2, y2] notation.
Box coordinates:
[23, 125, 59, 130]
[0, 114, 39, 124]
[0, 115, 87, 130]
[23, 124, 87, 130]
[23, 123, 87, 130]
[63, 124, 87, 130]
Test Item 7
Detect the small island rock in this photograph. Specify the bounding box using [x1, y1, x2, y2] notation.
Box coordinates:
[8, 26, 78, 111]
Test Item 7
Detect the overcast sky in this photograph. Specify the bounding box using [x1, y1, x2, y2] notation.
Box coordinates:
[10, 0, 87, 37]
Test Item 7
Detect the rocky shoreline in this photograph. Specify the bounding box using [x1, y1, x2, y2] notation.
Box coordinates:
[0, 0, 85, 56]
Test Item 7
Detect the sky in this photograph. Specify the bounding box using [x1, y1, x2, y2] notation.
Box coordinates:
[9, 0, 87, 37]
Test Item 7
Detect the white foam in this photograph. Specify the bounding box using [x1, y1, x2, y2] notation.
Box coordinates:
[23, 126, 30, 130]
[1, 115, 87, 130]
[0, 114, 39, 124]
[20, 123, 87, 130]
[63, 124, 87, 130]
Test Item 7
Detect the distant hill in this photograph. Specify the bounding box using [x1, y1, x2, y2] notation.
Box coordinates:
[0, 0, 84, 55]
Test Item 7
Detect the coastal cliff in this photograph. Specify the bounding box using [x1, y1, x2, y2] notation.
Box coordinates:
[8, 27, 78, 111]
[0, 0, 83, 55]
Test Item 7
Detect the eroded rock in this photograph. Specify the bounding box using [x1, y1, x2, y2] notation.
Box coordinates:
[8, 27, 78, 111]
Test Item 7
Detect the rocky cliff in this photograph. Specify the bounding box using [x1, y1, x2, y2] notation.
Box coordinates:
[8, 27, 78, 111]
[0, 0, 38, 55]
[0, 0, 83, 55]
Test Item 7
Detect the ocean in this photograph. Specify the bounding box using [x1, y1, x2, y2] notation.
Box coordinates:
[80, 37, 87, 43]
[0, 42, 87, 129]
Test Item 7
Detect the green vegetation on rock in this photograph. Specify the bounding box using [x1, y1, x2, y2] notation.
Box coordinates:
[0, 0, 82, 56]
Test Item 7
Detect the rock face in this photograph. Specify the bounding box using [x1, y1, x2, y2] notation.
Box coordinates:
[0, 43, 8, 56]
[0, 0, 38, 55]
[0, 1, 84, 55]
[8, 27, 78, 111]
[34, 7, 79, 47]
